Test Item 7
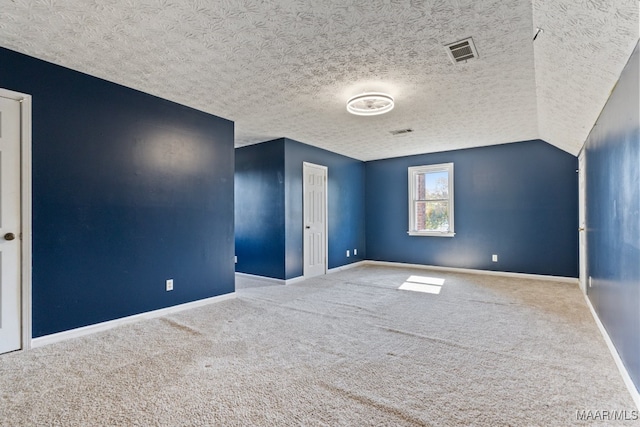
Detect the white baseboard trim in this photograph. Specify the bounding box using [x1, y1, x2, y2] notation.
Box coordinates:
[328, 261, 367, 274]
[31, 292, 236, 349]
[363, 260, 579, 284]
[235, 272, 286, 284]
[238, 261, 577, 285]
[235, 272, 305, 285]
[286, 276, 306, 285]
[584, 295, 640, 411]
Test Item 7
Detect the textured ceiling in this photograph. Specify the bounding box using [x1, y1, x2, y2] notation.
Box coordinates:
[0, 0, 638, 160]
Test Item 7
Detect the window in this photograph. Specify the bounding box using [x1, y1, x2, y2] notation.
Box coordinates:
[408, 163, 454, 237]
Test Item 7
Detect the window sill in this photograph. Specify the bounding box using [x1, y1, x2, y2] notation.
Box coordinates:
[407, 231, 456, 237]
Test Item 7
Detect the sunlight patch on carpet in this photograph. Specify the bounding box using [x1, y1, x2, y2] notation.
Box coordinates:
[398, 275, 445, 294]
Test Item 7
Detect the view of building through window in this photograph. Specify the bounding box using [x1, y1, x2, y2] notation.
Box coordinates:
[415, 170, 450, 232]
[408, 163, 454, 236]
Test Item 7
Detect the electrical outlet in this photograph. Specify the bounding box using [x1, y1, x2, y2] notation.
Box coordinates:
[354, 249, 357, 256]
[492, 254, 498, 262]
[166, 279, 174, 291]
[346, 250, 350, 257]
[234, 256, 238, 264]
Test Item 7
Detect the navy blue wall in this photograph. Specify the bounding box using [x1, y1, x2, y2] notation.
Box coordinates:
[585, 42, 639, 391]
[365, 140, 578, 277]
[0, 47, 235, 337]
[235, 140, 286, 278]
[234, 138, 366, 280]
[284, 138, 366, 279]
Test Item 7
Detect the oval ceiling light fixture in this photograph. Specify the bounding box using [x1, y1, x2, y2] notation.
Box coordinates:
[346, 92, 395, 116]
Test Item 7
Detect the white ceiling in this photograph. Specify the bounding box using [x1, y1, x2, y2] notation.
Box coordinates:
[0, 0, 637, 161]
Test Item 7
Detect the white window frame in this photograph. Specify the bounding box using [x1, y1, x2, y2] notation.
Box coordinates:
[408, 162, 455, 237]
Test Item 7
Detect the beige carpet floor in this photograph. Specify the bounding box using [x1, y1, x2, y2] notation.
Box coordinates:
[0, 265, 637, 426]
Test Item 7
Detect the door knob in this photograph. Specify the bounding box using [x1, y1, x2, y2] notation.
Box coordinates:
[578, 227, 585, 232]
[4, 232, 15, 241]
[305, 226, 311, 229]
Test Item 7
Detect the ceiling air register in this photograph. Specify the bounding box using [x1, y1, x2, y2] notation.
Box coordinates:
[444, 37, 479, 63]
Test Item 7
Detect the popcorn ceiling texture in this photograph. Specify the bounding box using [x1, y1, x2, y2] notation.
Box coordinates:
[0, 0, 637, 160]
[533, 0, 639, 155]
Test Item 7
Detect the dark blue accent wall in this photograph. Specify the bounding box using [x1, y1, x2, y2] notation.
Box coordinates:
[585, 42, 639, 391]
[284, 138, 366, 279]
[0, 47, 235, 337]
[365, 140, 578, 277]
[234, 138, 366, 280]
[235, 140, 286, 278]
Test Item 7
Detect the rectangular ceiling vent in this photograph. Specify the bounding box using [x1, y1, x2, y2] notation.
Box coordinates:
[444, 37, 478, 64]
[389, 128, 413, 136]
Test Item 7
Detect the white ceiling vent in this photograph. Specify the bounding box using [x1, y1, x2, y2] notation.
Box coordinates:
[444, 37, 478, 63]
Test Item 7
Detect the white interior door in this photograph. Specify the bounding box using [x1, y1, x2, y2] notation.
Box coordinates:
[303, 162, 327, 278]
[578, 150, 587, 294]
[0, 95, 22, 353]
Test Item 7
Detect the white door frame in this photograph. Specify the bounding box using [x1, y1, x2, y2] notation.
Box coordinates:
[578, 149, 587, 294]
[0, 88, 33, 351]
[302, 162, 328, 278]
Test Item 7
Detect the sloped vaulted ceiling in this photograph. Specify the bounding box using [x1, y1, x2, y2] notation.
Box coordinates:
[533, 0, 638, 155]
[0, 0, 638, 160]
